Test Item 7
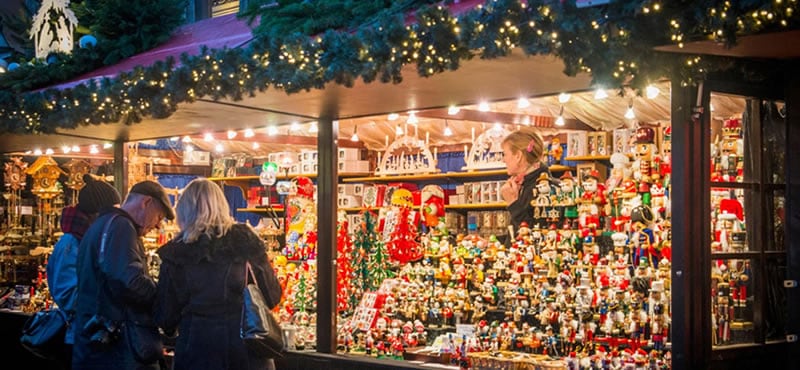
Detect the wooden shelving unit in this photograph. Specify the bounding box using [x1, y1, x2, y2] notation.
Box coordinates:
[445, 202, 507, 210]
[339, 206, 382, 213]
[564, 155, 612, 161]
[236, 206, 285, 214]
[341, 166, 573, 183]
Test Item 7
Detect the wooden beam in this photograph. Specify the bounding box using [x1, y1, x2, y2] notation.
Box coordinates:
[416, 108, 596, 131]
[185, 133, 318, 146]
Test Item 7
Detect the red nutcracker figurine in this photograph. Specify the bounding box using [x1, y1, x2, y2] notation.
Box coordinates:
[718, 118, 744, 182]
[632, 127, 657, 194]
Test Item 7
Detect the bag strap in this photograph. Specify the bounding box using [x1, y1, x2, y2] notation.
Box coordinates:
[244, 260, 258, 289]
[94, 214, 120, 313]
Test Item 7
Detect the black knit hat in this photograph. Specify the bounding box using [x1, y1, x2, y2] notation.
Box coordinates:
[77, 174, 121, 214]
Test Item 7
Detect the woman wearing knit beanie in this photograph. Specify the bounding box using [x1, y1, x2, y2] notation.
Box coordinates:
[46, 174, 121, 369]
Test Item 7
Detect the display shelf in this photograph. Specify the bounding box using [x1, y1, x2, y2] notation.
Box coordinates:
[339, 206, 382, 213]
[709, 181, 758, 189]
[564, 155, 612, 161]
[237, 206, 285, 214]
[341, 172, 447, 183]
[445, 202, 507, 210]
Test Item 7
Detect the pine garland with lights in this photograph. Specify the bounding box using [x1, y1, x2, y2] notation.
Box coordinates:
[350, 210, 378, 306]
[1, 0, 798, 134]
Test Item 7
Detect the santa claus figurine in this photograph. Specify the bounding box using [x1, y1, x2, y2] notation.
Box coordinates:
[421, 184, 446, 229]
[578, 169, 606, 236]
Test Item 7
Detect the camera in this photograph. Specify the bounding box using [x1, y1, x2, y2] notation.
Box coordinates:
[82, 315, 120, 350]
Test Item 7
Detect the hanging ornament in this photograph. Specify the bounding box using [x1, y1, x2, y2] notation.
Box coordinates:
[31, 0, 79, 59]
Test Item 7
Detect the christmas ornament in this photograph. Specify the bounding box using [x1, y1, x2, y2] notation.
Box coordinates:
[386, 206, 423, 264]
[31, 0, 78, 59]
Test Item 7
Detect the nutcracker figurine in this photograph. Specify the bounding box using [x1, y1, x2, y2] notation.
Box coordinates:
[718, 118, 744, 182]
[578, 169, 606, 237]
[632, 127, 657, 196]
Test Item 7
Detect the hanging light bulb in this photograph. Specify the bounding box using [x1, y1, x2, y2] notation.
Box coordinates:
[227, 130, 237, 139]
[387, 113, 399, 121]
[478, 101, 490, 112]
[555, 105, 565, 126]
[62, 146, 71, 154]
[89, 146, 99, 154]
[351, 125, 359, 142]
[72, 145, 80, 152]
[407, 112, 418, 124]
[558, 92, 571, 103]
[33, 149, 43, 155]
[443, 120, 453, 136]
[204, 133, 214, 142]
[45, 148, 54, 155]
[103, 143, 113, 149]
[594, 88, 608, 100]
[268, 125, 278, 136]
[244, 128, 255, 137]
[182, 135, 192, 143]
[215, 143, 224, 152]
[252, 142, 260, 149]
[169, 136, 179, 142]
[625, 102, 636, 120]
[646, 85, 660, 99]
[309, 121, 319, 133]
[517, 97, 531, 109]
[448, 105, 460, 115]
[289, 122, 300, 132]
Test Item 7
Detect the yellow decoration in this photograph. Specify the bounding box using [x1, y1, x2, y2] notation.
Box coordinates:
[26, 155, 66, 199]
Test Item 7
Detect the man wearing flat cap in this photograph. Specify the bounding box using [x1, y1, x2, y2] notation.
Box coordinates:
[73, 180, 175, 370]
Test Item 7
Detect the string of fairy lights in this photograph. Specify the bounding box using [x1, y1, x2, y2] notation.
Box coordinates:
[0, 0, 796, 135]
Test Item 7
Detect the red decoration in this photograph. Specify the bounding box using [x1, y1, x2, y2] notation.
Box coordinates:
[386, 206, 423, 264]
[336, 218, 353, 314]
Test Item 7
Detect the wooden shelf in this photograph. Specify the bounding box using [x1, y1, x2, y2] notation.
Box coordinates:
[339, 206, 381, 212]
[564, 155, 612, 161]
[549, 165, 574, 172]
[445, 202, 507, 210]
[342, 172, 447, 183]
[237, 206, 285, 214]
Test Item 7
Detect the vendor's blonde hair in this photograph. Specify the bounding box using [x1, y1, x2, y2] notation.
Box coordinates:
[503, 128, 544, 166]
[175, 178, 235, 243]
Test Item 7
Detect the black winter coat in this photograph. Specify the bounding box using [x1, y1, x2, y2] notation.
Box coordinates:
[73, 208, 160, 370]
[507, 166, 551, 230]
[154, 223, 282, 370]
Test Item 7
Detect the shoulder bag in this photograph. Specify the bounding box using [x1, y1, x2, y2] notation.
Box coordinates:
[241, 260, 285, 358]
[20, 307, 68, 359]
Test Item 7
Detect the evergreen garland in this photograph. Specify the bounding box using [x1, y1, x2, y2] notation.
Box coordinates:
[0, 0, 186, 93]
[0, 0, 797, 134]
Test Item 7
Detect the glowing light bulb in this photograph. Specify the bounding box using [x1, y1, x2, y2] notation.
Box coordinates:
[407, 112, 418, 124]
[45, 148, 54, 155]
[103, 143, 113, 149]
[625, 105, 636, 120]
[478, 102, 490, 112]
[448, 106, 460, 115]
[72, 145, 80, 152]
[215, 143, 224, 152]
[204, 133, 214, 141]
[646, 85, 660, 99]
[227, 130, 237, 139]
[289, 122, 300, 132]
[443, 121, 453, 136]
[594, 88, 608, 100]
[252, 142, 260, 149]
[244, 128, 255, 137]
[182, 136, 192, 143]
[309, 122, 318, 133]
[268, 126, 278, 136]
[517, 97, 531, 109]
[558, 92, 571, 103]
[387, 113, 399, 121]
[62, 146, 71, 154]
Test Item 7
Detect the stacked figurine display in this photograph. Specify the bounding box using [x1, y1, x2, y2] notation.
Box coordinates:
[308, 126, 676, 369]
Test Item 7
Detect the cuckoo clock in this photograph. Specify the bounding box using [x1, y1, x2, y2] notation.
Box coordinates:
[26, 156, 66, 199]
[62, 159, 93, 191]
[4, 156, 29, 191]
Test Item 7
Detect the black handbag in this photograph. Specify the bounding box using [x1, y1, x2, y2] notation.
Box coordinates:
[240, 260, 284, 358]
[124, 319, 163, 363]
[20, 307, 68, 359]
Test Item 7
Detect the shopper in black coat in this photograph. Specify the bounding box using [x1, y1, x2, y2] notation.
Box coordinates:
[154, 178, 282, 370]
[72, 180, 176, 370]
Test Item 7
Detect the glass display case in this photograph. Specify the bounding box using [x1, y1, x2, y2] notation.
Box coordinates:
[706, 91, 788, 350]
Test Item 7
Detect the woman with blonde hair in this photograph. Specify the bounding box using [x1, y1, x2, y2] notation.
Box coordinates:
[500, 128, 550, 230]
[154, 178, 282, 370]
